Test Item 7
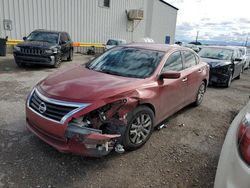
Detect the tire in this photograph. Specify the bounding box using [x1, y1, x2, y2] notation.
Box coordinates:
[225, 71, 232, 88]
[16, 61, 24, 68]
[123, 106, 154, 151]
[67, 49, 73, 61]
[194, 81, 206, 106]
[53, 55, 62, 68]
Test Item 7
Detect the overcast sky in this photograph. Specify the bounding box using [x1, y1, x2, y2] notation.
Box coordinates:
[167, 0, 250, 43]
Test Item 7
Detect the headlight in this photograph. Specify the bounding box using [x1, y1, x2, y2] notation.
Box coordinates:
[45, 48, 58, 54]
[69, 99, 128, 128]
[214, 65, 230, 74]
[45, 49, 53, 54]
[13, 46, 20, 52]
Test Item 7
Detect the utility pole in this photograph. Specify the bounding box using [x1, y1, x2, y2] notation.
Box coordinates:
[195, 31, 199, 43]
[245, 36, 248, 47]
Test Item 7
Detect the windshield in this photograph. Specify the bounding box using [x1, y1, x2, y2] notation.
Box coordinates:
[26, 32, 59, 44]
[198, 47, 233, 60]
[86, 47, 165, 78]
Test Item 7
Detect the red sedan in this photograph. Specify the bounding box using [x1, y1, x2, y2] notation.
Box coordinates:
[26, 44, 209, 157]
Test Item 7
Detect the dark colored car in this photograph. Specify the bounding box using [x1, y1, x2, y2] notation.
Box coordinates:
[198, 46, 244, 87]
[13, 29, 73, 68]
[26, 44, 209, 157]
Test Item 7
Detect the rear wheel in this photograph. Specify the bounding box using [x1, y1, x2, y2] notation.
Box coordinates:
[194, 81, 206, 106]
[123, 106, 154, 151]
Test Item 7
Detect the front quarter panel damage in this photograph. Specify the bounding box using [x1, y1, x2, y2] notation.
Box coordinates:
[65, 97, 139, 157]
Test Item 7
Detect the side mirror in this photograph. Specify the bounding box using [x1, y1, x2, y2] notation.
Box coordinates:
[23, 36, 27, 40]
[160, 71, 181, 79]
[234, 58, 242, 62]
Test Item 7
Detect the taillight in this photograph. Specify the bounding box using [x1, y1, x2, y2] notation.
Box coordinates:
[238, 113, 250, 164]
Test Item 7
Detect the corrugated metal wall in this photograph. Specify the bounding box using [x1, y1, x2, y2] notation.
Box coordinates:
[0, 0, 177, 43]
[150, 0, 177, 44]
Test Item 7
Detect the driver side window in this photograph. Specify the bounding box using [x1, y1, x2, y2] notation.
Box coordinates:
[161, 51, 183, 73]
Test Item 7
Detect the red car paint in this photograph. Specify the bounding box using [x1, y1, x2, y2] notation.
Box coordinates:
[26, 44, 209, 157]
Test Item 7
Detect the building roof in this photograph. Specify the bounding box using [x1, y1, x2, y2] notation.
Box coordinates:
[159, 0, 179, 10]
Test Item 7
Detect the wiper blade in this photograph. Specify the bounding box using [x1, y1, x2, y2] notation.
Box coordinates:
[201, 56, 220, 60]
[99, 69, 121, 76]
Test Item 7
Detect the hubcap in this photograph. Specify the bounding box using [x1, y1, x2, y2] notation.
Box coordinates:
[197, 84, 205, 103]
[129, 114, 152, 145]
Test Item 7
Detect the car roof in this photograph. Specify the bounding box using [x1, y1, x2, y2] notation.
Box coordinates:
[122, 43, 191, 52]
[32, 29, 67, 34]
[107, 38, 126, 42]
[201, 45, 236, 51]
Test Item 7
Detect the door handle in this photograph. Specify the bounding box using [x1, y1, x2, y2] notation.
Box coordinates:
[182, 77, 188, 82]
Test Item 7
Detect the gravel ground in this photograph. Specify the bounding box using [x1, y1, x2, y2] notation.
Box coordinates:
[0, 54, 249, 188]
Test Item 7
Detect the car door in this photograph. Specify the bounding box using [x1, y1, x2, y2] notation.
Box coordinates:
[59, 33, 69, 58]
[64, 33, 72, 55]
[182, 51, 203, 104]
[232, 49, 243, 78]
[158, 51, 188, 119]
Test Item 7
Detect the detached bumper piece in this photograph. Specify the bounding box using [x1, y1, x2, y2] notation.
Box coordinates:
[65, 124, 120, 157]
[26, 118, 120, 157]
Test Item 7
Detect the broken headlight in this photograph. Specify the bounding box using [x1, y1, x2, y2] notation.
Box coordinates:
[69, 99, 127, 128]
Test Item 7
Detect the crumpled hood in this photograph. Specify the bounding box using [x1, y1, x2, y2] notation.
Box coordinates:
[38, 66, 145, 102]
[17, 41, 57, 49]
[201, 58, 231, 68]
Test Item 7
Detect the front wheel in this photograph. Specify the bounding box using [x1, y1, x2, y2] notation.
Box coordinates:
[123, 106, 154, 151]
[194, 81, 206, 106]
[67, 49, 73, 61]
[236, 69, 241, 80]
[225, 71, 232, 88]
[16, 61, 24, 68]
[53, 55, 62, 68]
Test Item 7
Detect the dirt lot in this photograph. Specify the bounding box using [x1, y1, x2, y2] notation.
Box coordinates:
[0, 54, 249, 188]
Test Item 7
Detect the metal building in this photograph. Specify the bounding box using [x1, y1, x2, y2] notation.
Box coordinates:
[0, 0, 178, 44]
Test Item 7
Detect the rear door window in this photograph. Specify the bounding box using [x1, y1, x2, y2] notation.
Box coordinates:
[183, 51, 197, 69]
[161, 51, 183, 72]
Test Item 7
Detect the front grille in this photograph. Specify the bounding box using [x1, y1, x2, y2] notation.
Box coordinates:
[29, 90, 79, 123]
[21, 48, 44, 55]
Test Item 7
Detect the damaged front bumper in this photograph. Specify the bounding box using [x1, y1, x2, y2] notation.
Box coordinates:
[26, 117, 121, 157]
[25, 88, 138, 157]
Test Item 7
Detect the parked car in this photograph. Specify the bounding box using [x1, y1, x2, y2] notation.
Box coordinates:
[105, 38, 126, 50]
[214, 101, 250, 188]
[198, 46, 244, 87]
[135, 38, 155, 43]
[236, 46, 250, 70]
[183, 43, 200, 52]
[26, 43, 209, 157]
[13, 29, 73, 68]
